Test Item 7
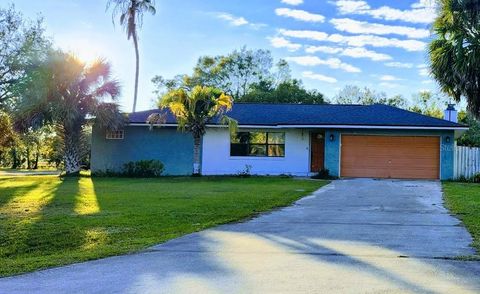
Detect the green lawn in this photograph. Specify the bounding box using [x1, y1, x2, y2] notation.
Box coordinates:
[442, 182, 480, 254]
[0, 175, 327, 276]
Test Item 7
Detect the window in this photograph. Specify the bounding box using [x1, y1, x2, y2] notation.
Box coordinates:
[230, 131, 285, 157]
[106, 130, 124, 140]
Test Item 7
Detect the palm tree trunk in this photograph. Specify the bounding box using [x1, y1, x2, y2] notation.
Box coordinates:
[193, 135, 202, 175]
[132, 31, 140, 113]
[63, 131, 81, 175]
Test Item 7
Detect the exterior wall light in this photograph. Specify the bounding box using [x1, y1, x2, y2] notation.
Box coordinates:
[445, 136, 451, 143]
[329, 134, 335, 142]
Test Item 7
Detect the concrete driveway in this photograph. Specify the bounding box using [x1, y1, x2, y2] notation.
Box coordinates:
[1, 179, 479, 293]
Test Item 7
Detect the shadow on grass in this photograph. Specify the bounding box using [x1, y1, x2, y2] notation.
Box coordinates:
[0, 182, 42, 209]
[1, 176, 109, 275]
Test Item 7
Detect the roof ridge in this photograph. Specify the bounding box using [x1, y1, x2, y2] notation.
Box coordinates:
[232, 102, 365, 106]
[377, 104, 466, 127]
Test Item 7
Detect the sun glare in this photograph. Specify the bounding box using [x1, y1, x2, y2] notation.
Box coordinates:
[75, 48, 101, 64]
[60, 38, 106, 64]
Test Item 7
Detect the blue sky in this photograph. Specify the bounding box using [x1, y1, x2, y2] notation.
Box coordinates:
[10, 0, 439, 111]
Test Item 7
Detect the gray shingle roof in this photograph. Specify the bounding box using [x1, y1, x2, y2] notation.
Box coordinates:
[128, 103, 466, 128]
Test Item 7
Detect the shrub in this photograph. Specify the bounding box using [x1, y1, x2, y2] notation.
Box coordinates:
[236, 164, 252, 178]
[122, 160, 164, 177]
[311, 169, 337, 180]
[455, 172, 480, 183]
[91, 169, 119, 177]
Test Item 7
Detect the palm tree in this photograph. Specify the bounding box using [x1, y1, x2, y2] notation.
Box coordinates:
[16, 51, 125, 174]
[429, 0, 480, 117]
[148, 85, 237, 175]
[108, 0, 156, 113]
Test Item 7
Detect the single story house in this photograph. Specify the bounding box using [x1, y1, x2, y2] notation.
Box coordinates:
[91, 103, 467, 180]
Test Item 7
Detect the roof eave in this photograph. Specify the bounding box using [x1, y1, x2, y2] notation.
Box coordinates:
[128, 122, 468, 131]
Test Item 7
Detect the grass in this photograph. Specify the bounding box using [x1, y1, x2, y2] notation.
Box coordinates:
[0, 175, 327, 277]
[442, 182, 480, 255]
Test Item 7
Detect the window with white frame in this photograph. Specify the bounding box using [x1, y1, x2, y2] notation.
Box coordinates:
[106, 130, 124, 140]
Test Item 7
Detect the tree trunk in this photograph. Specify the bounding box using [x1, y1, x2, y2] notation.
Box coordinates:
[26, 146, 31, 169]
[33, 144, 40, 170]
[132, 31, 140, 113]
[63, 131, 81, 175]
[11, 147, 19, 169]
[193, 135, 202, 176]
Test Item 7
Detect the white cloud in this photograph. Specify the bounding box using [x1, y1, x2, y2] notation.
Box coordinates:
[305, 45, 343, 54]
[419, 68, 429, 76]
[302, 71, 337, 83]
[332, 0, 437, 24]
[286, 55, 361, 73]
[279, 29, 426, 51]
[380, 74, 401, 81]
[334, 0, 370, 13]
[342, 47, 391, 61]
[421, 79, 433, 84]
[269, 36, 302, 51]
[216, 13, 249, 26]
[281, 0, 303, 5]
[412, 0, 436, 9]
[279, 29, 328, 40]
[385, 62, 414, 68]
[306, 45, 391, 61]
[330, 18, 429, 39]
[417, 63, 428, 68]
[215, 13, 267, 30]
[275, 8, 325, 22]
[379, 82, 400, 88]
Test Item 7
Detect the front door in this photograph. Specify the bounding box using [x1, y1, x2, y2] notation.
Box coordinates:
[310, 132, 325, 172]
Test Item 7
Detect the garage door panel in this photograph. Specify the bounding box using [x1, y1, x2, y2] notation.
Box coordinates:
[340, 135, 440, 179]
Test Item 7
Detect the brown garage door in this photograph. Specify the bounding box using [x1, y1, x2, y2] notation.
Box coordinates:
[341, 135, 440, 179]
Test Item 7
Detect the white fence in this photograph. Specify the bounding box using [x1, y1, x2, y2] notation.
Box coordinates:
[454, 145, 480, 178]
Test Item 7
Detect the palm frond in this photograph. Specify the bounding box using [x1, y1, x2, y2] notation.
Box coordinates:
[92, 102, 125, 130]
[159, 85, 237, 138]
[146, 112, 167, 130]
[92, 80, 121, 100]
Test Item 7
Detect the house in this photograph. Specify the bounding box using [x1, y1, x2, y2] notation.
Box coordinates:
[91, 103, 467, 180]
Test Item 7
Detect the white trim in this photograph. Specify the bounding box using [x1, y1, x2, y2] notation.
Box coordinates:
[129, 123, 177, 127]
[128, 123, 467, 131]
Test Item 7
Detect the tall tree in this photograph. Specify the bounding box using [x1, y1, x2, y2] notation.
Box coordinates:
[333, 85, 408, 108]
[457, 112, 480, 147]
[409, 91, 446, 118]
[0, 5, 50, 109]
[0, 111, 16, 163]
[429, 0, 480, 117]
[241, 79, 325, 104]
[153, 47, 274, 100]
[152, 48, 325, 104]
[148, 86, 236, 175]
[108, 0, 156, 112]
[15, 51, 124, 174]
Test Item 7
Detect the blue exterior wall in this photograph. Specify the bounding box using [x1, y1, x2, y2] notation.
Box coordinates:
[323, 129, 455, 180]
[91, 125, 194, 175]
[91, 125, 456, 179]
